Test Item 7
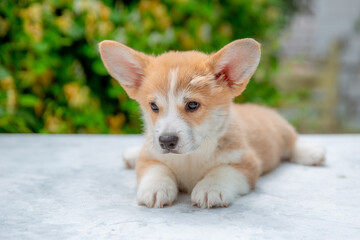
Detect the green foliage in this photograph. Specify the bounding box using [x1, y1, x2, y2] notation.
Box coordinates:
[0, 0, 295, 133]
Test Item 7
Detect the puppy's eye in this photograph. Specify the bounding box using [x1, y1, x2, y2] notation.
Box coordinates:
[186, 101, 200, 112]
[150, 102, 159, 113]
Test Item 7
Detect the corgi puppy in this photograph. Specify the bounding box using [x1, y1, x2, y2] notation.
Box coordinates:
[99, 39, 325, 208]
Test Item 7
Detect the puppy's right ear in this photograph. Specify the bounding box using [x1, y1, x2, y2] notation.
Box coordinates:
[99, 40, 151, 98]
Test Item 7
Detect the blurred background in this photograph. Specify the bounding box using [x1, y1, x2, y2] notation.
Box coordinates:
[0, 0, 359, 134]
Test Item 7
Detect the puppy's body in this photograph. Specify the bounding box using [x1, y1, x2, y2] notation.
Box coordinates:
[99, 39, 325, 208]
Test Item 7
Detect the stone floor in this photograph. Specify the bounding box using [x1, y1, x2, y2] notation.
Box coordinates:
[0, 134, 359, 240]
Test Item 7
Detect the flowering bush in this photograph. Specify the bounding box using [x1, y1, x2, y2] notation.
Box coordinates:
[0, 0, 295, 133]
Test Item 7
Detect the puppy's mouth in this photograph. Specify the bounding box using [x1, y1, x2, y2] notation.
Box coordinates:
[161, 149, 180, 154]
[159, 145, 200, 155]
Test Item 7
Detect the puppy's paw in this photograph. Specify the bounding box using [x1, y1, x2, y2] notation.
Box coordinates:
[293, 140, 326, 166]
[137, 177, 178, 208]
[191, 179, 234, 209]
[123, 147, 141, 169]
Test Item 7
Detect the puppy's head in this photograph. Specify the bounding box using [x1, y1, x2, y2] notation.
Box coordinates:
[99, 39, 261, 155]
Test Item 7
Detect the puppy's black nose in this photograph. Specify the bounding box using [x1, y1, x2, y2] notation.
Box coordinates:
[159, 135, 179, 150]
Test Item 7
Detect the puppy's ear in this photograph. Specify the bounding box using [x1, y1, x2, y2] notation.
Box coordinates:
[210, 38, 261, 96]
[99, 40, 151, 98]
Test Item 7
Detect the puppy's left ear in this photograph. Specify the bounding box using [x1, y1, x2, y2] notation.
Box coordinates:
[210, 38, 261, 96]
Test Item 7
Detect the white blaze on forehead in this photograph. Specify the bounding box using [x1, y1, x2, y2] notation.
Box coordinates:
[168, 67, 187, 106]
[167, 67, 181, 114]
[169, 67, 178, 97]
[170, 67, 194, 105]
[153, 67, 179, 108]
[156, 67, 184, 135]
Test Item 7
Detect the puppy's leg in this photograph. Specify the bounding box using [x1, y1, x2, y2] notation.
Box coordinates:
[291, 139, 326, 166]
[191, 151, 261, 208]
[123, 146, 141, 169]
[136, 157, 178, 208]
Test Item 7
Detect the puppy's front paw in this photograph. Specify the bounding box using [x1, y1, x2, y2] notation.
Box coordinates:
[191, 179, 234, 209]
[137, 177, 178, 208]
[123, 147, 141, 169]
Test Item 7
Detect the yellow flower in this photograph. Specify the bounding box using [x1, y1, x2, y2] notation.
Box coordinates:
[98, 21, 114, 37]
[63, 82, 89, 108]
[1, 77, 16, 114]
[19, 3, 43, 42]
[139, 0, 171, 30]
[85, 10, 97, 39]
[45, 116, 63, 133]
[0, 76, 13, 90]
[56, 10, 73, 34]
[107, 113, 126, 134]
[0, 16, 10, 37]
[99, 3, 111, 20]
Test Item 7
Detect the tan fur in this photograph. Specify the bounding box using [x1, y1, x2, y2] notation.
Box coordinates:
[232, 104, 297, 174]
[227, 104, 298, 188]
[229, 151, 261, 188]
[135, 148, 163, 183]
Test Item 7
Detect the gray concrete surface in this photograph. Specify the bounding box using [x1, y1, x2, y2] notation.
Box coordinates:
[0, 134, 359, 240]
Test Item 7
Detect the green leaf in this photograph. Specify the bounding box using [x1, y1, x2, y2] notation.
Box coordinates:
[18, 94, 40, 107]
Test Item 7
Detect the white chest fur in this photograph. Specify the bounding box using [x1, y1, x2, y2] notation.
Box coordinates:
[153, 138, 243, 192]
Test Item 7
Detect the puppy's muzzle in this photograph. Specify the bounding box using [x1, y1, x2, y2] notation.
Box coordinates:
[159, 134, 179, 150]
